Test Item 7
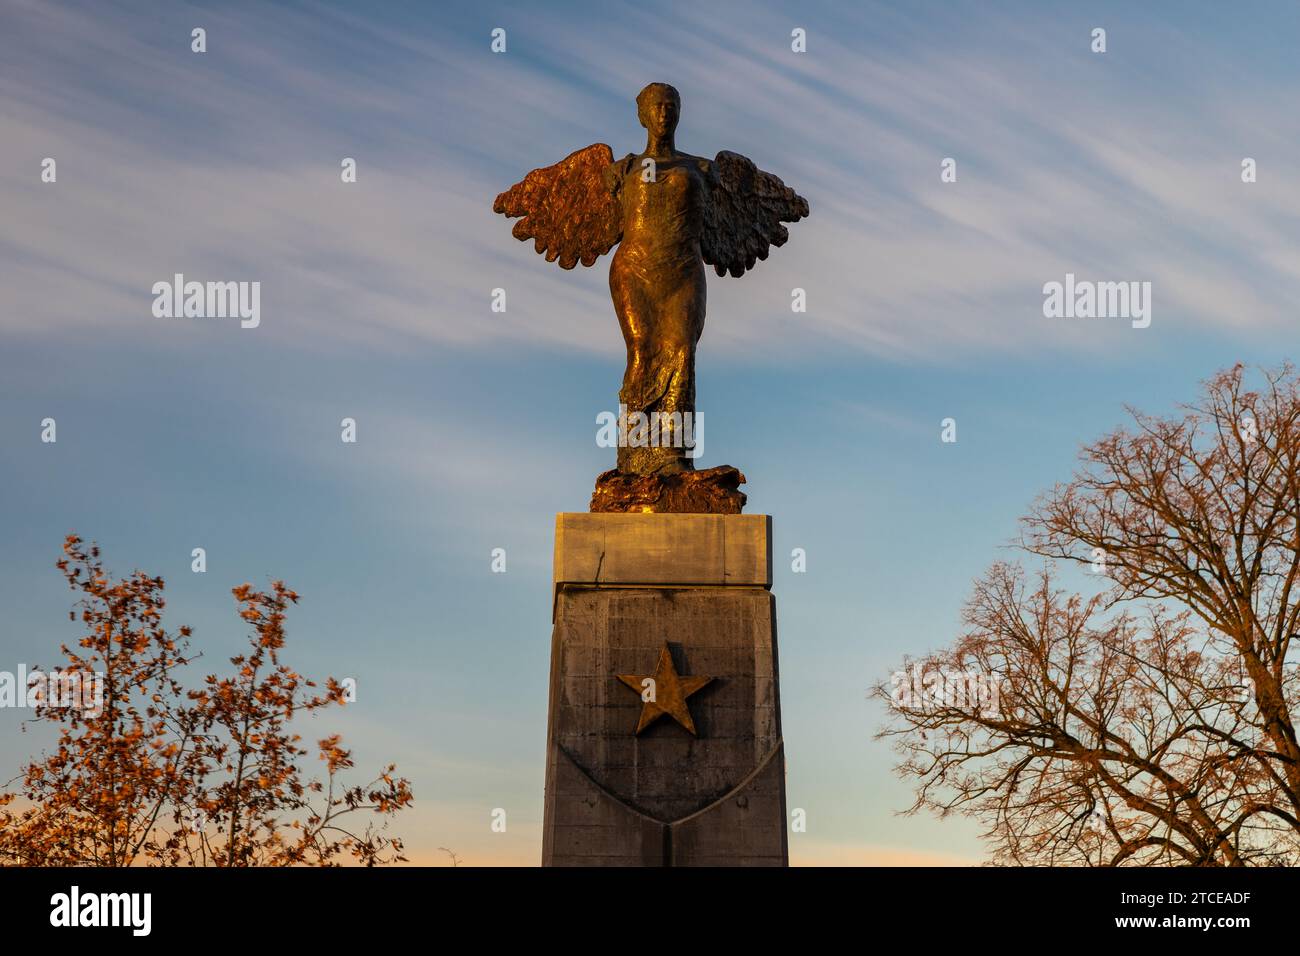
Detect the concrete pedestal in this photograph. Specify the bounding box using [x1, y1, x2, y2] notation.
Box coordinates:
[542, 513, 787, 866]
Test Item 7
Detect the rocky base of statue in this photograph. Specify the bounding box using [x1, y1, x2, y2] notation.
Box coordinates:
[589, 465, 746, 514]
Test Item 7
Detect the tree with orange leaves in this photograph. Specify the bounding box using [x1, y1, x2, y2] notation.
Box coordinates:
[0, 537, 412, 866]
[187, 581, 412, 866]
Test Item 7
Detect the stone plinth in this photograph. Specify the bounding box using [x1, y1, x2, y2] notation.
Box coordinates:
[542, 513, 787, 866]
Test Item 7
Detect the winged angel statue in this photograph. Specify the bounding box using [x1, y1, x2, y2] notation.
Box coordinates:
[493, 83, 808, 512]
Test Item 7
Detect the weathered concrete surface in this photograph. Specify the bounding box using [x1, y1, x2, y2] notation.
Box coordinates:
[553, 512, 772, 593]
[542, 513, 787, 866]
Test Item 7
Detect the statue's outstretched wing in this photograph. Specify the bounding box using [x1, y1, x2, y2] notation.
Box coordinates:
[492, 144, 622, 269]
[701, 151, 809, 278]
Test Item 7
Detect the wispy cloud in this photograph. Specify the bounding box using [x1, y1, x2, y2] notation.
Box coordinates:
[6, 1, 1298, 365]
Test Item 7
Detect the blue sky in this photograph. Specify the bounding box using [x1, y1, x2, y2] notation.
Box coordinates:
[2, 0, 1298, 864]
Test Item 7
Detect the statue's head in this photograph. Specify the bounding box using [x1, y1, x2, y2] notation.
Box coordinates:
[636, 83, 680, 138]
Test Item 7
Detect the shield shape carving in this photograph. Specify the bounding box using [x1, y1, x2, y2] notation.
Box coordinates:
[548, 587, 781, 824]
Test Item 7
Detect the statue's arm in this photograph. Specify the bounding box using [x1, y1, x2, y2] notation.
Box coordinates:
[604, 153, 637, 199]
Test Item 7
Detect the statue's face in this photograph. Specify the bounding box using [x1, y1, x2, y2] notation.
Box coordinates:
[638, 88, 679, 138]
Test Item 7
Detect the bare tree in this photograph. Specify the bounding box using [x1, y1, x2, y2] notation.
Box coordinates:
[876, 364, 1300, 865]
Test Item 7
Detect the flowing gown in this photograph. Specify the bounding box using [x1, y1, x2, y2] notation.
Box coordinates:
[609, 158, 708, 476]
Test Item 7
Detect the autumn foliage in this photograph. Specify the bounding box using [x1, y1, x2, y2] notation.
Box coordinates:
[0, 537, 412, 866]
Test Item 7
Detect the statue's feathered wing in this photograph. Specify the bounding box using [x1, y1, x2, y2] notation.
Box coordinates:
[701, 150, 809, 278]
[492, 144, 622, 269]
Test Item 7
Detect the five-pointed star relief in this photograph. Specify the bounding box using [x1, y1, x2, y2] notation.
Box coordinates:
[617, 643, 713, 735]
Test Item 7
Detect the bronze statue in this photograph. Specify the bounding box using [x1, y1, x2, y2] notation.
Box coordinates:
[493, 83, 808, 513]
